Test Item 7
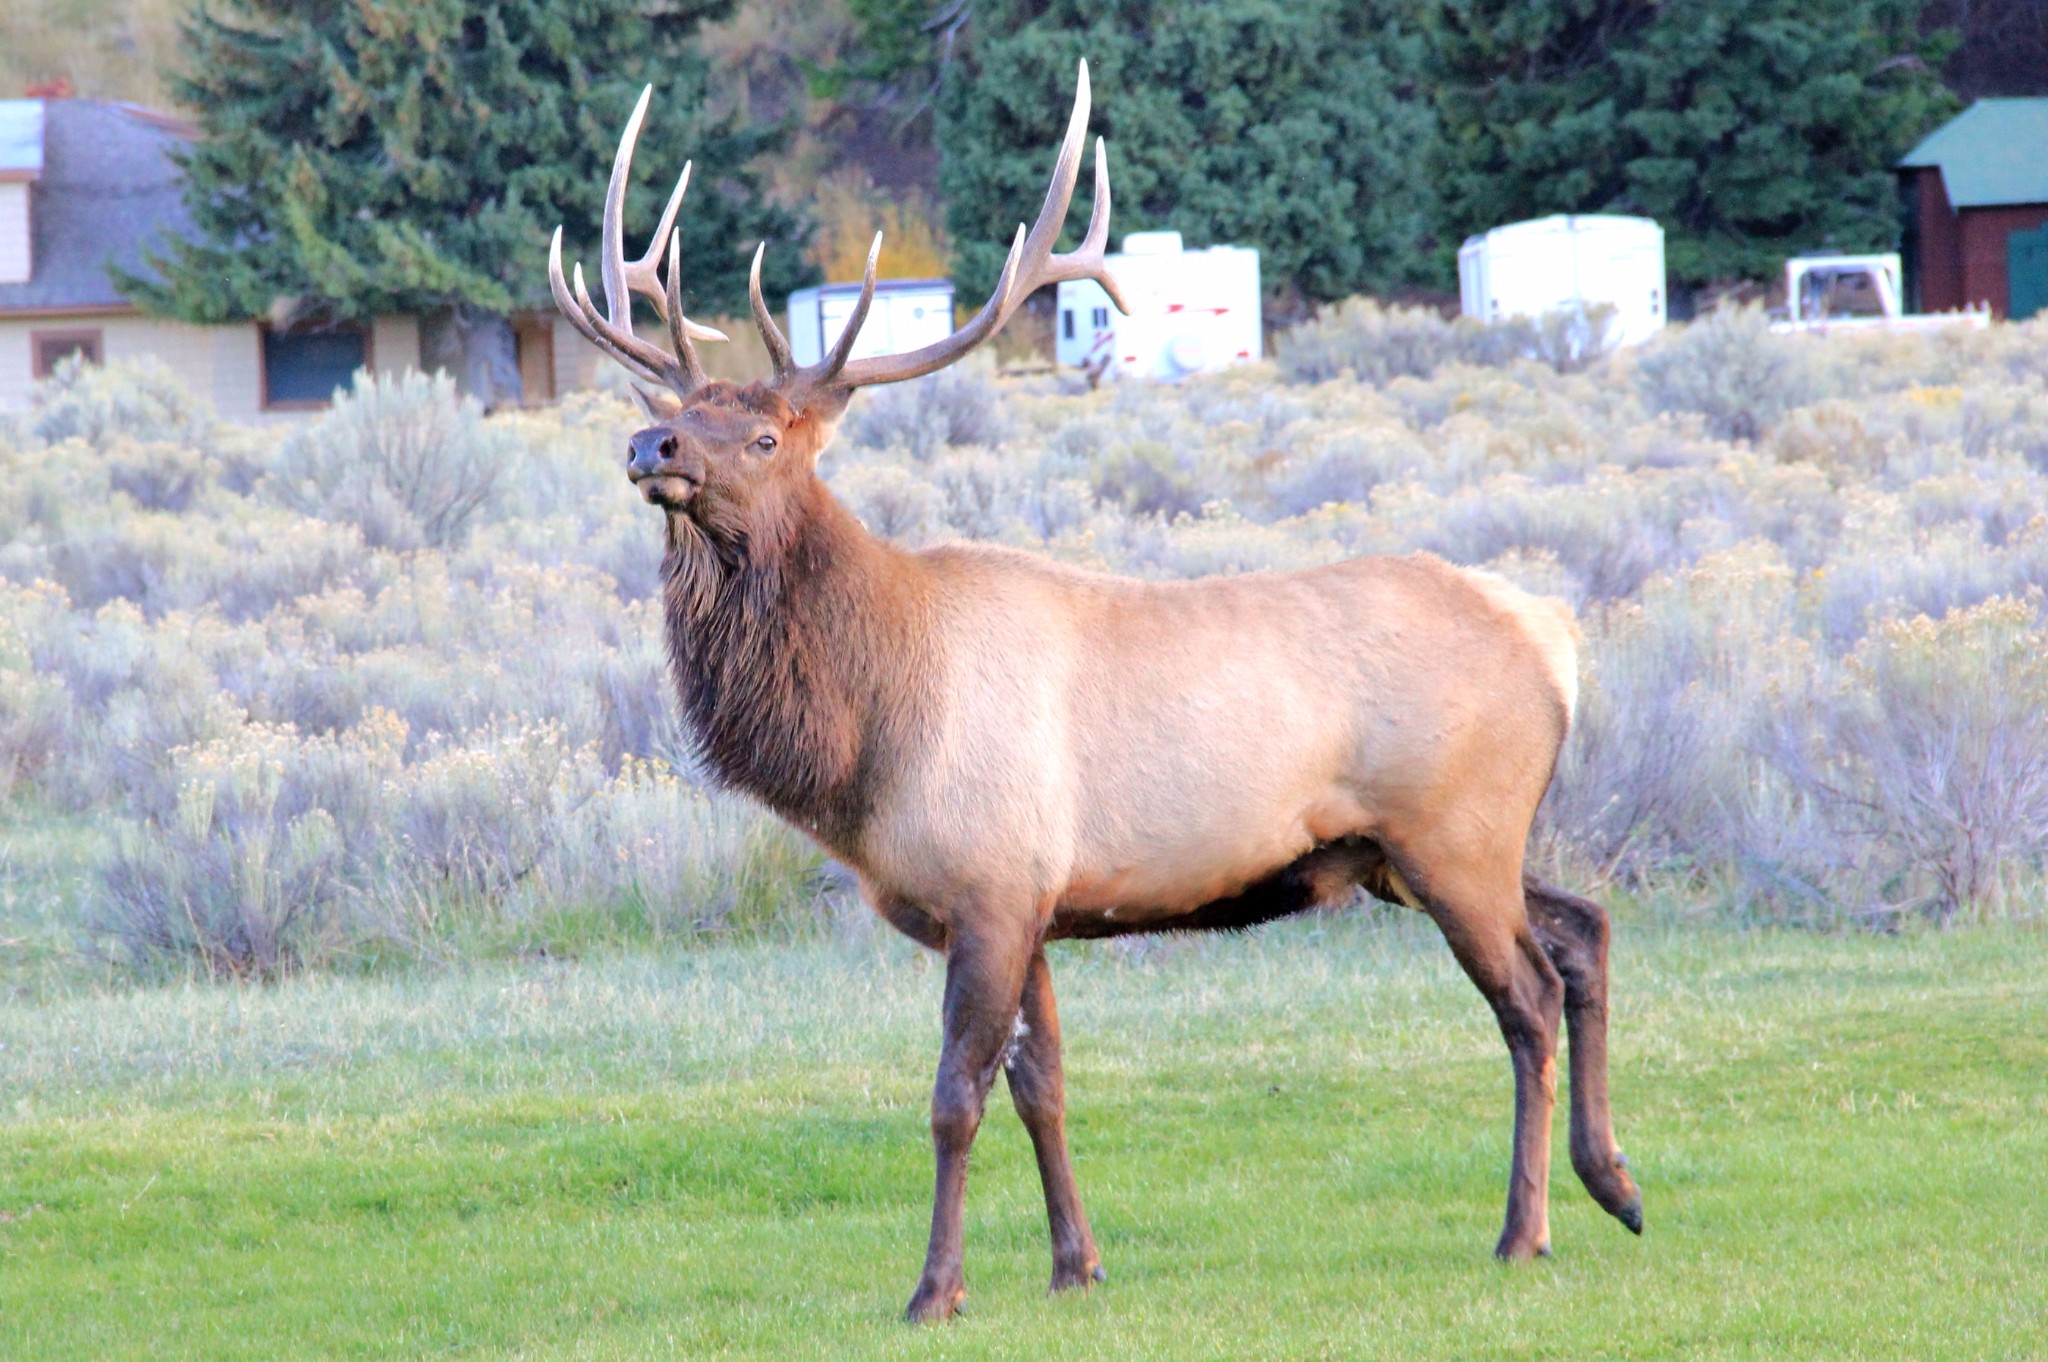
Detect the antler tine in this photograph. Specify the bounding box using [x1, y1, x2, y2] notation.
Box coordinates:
[550, 226, 666, 387]
[1073, 137, 1130, 314]
[600, 105, 728, 345]
[551, 88, 732, 397]
[665, 228, 708, 387]
[616, 162, 727, 345]
[626, 164, 689, 316]
[1003, 57, 1093, 307]
[599, 87, 655, 333]
[750, 242, 794, 382]
[814, 233, 883, 385]
[572, 260, 689, 389]
[797, 59, 1124, 399]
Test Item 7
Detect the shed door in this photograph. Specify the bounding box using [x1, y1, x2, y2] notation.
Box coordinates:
[2009, 222, 2048, 321]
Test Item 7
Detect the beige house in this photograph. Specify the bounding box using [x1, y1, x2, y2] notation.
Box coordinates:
[0, 98, 601, 419]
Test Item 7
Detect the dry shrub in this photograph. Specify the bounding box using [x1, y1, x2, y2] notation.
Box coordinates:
[269, 369, 511, 550]
[840, 364, 1005, 460]
[1276, 298, 1617, 386]
[28, 353, 216, 452]
[7, 328, 2048, 975]
[94, 717, 396, 977]
[0, 603, 71, 799]
[1633, 305, 1821, 441]
[1783, 597, 2048, 923]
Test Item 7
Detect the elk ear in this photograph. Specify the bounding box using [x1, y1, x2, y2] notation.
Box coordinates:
[630, 384, 685, 421]
[787, 406, 838, 465]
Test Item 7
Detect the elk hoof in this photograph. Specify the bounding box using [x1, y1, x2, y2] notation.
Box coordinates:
[1494, 1229, 1552, 1261]
[904, 1277, 965, 1324]
[1575, 1146, 1644, 1233]
[1049, 1257, 1105, 1293]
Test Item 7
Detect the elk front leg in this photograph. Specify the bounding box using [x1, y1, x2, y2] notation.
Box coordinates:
[906, 920, 1035, 1324]
[1004, 948, 1103, 1293]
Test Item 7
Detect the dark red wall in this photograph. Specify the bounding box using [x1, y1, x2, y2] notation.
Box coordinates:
[1908, 168, 1965, 312]
[1907, 167, 2048, 318]
[1961, 206, 2048, 318]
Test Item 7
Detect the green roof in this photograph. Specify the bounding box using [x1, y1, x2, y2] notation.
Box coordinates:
[1900, 99, 2048, 208]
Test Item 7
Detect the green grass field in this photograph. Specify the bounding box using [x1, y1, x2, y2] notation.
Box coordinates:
[2, 912, 2043, 1360]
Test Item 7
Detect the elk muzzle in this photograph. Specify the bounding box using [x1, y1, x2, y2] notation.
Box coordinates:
[626, 425, 702, 506]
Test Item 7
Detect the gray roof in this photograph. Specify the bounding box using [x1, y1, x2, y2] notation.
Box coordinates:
[1899, 99, 2048, 209]
[0, 100, 196, 314]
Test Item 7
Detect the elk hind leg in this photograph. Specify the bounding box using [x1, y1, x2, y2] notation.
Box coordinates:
[1004, 948, 1104, 1293]
[1524, 874, 1643, 1233]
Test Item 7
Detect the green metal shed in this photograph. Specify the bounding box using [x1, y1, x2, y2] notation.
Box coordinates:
[1899, 99, 2048, 319]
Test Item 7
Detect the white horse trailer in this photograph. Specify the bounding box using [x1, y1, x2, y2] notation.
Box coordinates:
[1458, 215, 1666, 346]
[786, 278, 956, 367]
[1055, 231, 1261, 380]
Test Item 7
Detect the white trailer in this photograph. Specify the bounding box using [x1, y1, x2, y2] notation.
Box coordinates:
[1054, 231, 1262, 381]
[1769, 252, 1989, 334]
[786, 278, 956, 368]
[1458, 215, 1666, 346]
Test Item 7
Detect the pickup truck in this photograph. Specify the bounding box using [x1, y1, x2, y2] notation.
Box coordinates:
[1768, 253, 1990, 334]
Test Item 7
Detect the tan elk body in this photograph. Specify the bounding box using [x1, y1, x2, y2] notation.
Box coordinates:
[551, 64, 1643, 1323]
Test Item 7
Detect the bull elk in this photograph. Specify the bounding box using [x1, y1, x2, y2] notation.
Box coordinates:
[550, 63, 1643, 1322]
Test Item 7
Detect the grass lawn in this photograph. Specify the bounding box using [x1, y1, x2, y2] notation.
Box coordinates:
[1, 911, 2043, 1360]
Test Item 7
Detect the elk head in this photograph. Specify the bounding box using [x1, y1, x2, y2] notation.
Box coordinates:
[549, 63, 1128, 551]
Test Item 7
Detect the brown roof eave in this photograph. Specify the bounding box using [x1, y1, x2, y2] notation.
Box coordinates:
[0, 302, 144, 320]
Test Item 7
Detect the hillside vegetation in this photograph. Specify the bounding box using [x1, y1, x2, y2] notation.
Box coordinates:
[3, 309, 2048, 986]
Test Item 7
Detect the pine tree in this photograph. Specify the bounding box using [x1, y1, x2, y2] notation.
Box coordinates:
[126, 0, 811, 404]
[1432, 0, 1957, 293]
[930, 0, 1442, 309]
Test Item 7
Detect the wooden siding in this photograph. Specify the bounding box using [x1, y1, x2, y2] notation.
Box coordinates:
[550, 312, 607, 395]
[1906, 166, 2048, 318]
[0, 183, 29, 285]
[0, 313, 426, 418]
[371, 315, 421, 378]
[1959, 206, 2048, 319]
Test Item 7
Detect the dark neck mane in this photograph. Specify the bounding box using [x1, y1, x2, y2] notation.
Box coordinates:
[661, 484, 931, 851]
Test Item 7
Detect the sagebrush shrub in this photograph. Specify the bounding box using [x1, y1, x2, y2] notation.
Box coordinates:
[1796, 597, 2048, 922]
[269, 369, 512, 550]
[1634, 305, 1821, 441]
[0, 608, 70, 799]
[94, 719, 379, 977]
[1275, 298, 1616, 386]
[840, 365, 1005, 460]
[7, 328, 2047, 974]
[28, 354, 216, 452]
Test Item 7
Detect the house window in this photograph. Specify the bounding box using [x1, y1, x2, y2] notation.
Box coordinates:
[1061, 309, 1075, 340]
[1091, 306, 1109, 329]
[262, 325, 368, 407]
[31, 328, 103, 379]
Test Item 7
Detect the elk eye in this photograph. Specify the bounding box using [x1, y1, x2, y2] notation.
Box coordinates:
[754, 435, 777, 453]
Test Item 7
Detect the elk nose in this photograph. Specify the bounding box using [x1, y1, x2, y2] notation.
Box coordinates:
[627, 427, 676, 480]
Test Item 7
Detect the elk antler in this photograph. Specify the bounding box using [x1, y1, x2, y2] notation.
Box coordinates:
[549, 85, 730, 396]
[753, 59, 1127, 407]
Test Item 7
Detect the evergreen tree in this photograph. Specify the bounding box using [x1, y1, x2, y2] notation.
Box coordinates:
[1432, 0, 1956, 292]
[127, 0, 811, 404]
[931, 0, 1441, 308]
